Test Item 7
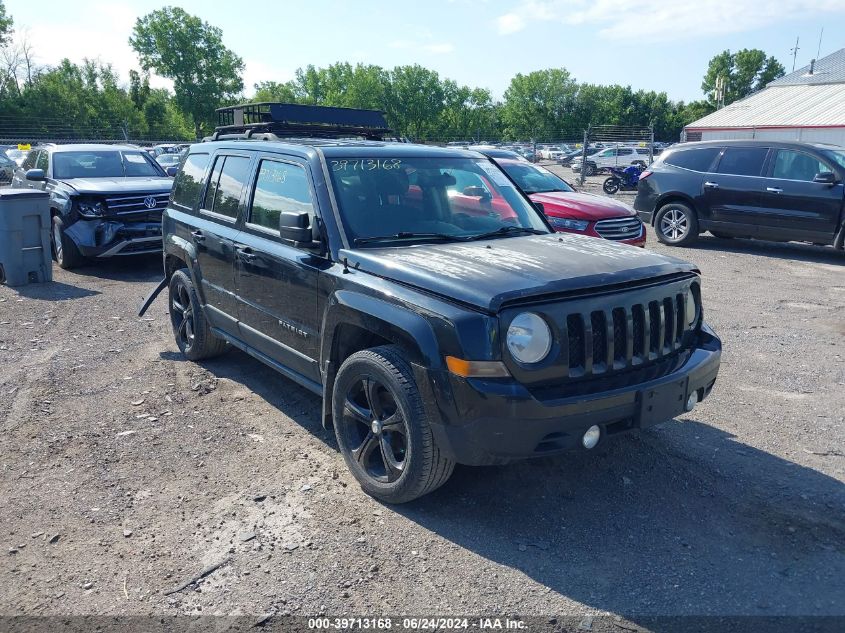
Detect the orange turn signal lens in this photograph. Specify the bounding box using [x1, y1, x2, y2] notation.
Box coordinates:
[445, 356, 510, 378]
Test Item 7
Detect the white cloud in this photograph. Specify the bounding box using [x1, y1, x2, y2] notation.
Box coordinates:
[495, 0, 845, 41]
[496, 13, 526, 35]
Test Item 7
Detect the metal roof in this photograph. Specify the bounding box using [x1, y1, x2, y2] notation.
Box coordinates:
[685, 83, 845, 130]
[769, 48, 845, 86]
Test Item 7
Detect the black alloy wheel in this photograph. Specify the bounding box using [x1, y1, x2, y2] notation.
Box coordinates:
[339, 374, 409, 483]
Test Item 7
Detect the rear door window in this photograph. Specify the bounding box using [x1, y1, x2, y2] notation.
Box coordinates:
[202, 155, 251, 220]
[171, 153, 209, 211]
[664, 147, 722, 172]
[715, 147, 769, 177]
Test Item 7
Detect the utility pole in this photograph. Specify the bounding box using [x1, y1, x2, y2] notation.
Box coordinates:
[790, 36, 800, 72]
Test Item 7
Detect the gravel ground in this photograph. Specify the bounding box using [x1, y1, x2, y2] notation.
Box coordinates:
[1, 189, 843, 628]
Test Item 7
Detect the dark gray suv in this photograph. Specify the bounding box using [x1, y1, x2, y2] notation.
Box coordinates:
[634, 140, 845, 249]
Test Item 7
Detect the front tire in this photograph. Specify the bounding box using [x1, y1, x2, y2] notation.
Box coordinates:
[585, 163, 597, 176]
[332, 345, 454, 504]
[654, 202, 699, 246]
[168, 269, 228, 361]
[602, 177, 620, 194]
[52, 215, 84, 270]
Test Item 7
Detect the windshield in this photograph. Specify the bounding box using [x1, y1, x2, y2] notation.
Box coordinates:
[327, 157, 549, 246]
[498, 161, 574, 194]
[821, 149, 845, 170]
[53, 150, 164, 179]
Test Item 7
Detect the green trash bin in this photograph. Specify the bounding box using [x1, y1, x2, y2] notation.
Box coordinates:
[0, 189, 52, 287]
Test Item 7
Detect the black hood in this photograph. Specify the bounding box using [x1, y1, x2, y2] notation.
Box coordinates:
[341, 233, 698, 312]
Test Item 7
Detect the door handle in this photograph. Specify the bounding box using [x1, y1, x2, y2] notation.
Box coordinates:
[703, 181, 720, 189]
[766, 187, 783, 194]
[236, 246, 257, 263]
[190, 230, 205, 243]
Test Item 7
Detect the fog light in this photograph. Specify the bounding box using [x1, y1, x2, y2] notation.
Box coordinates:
[582, 425, 601, 449]
[685, 391, 699, 412]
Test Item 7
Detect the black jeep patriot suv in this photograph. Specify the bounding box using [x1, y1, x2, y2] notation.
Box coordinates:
[141, 103, 722, 503]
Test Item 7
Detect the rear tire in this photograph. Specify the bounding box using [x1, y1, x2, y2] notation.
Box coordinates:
[52, 215, 85, 270]
[168, 269, 228, 361]
[332, 345, 454, 504]
[654, 202, 699, 246]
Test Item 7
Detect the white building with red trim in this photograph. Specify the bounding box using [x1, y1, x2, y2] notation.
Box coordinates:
[683, 48, 845, 146]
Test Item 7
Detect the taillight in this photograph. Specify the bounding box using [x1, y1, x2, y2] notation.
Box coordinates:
[639, 170, 652, 180]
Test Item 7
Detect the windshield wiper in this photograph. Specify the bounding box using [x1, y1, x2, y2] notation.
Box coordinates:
[466, 226, 547, 241]
[353, 232, 469, 246]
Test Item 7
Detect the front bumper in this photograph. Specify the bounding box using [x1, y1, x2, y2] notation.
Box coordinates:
[64, 219, 163, 258]
[416, 325, 721, 466]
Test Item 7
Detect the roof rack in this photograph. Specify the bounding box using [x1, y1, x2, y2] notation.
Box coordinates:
[213, 102, 392, 141]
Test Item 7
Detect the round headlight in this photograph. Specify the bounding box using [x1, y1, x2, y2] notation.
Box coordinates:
[506, 312, 552, 364]
[685, 287, 699, 326]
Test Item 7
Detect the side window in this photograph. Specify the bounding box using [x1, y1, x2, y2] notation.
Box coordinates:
[202, 155, 251, 219]
[664, 147, 722, 172]
[618, 148, 633, 156]
[35, 151, 48, 172]
[21, 150, 38, 170]
[771, 150, 832, 181]
[212, 156, 251, 218]
[171, 153, 209, 211]
[202, 156, 224, 211]
[248, 160, 314, 232]
[716, 147, 769, 177]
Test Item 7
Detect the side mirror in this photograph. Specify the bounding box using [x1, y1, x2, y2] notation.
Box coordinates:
[25, 168, 46, 182]
[463, 186, 491, 200]
[165, 166, 178, 177]
[813, 172, 836, 185]
[533, 201, 545, 214]
[279, 210, 321, 250]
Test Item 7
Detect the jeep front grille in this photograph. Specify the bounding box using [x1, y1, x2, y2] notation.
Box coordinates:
[594, 217, 643, 241]
[564, 292, 691, 377]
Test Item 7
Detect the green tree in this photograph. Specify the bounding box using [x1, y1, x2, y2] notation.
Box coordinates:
[702, 48, 785, 105]
[0, 0, 13, 47]
[130, 6, 244, 138]
[500, 68, 577, 140]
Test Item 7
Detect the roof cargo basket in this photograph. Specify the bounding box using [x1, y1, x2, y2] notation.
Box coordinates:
[213, 102, 392, 140]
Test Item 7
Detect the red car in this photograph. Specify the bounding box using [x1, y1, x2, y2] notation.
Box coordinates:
[492, 158, 646, 247]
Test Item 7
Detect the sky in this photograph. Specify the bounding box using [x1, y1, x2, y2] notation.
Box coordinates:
[5, 0, 845, 104]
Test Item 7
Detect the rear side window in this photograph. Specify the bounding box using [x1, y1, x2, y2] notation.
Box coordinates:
[248, 160, 314, 231]
[202, 155, 251, 219]
[171, 153, 209, 211]
[664, 147, 722, 172]
[716, 147, 769, 177]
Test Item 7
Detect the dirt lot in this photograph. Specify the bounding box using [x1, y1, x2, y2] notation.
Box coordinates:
[1, 197, 844, 627]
